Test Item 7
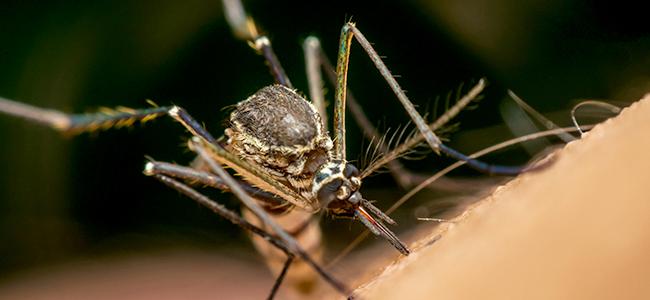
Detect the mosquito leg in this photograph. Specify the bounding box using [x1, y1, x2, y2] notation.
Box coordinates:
[222, 0, 292, 87]
[0, 96, 72, 129]
[144, 160, 286, 208]
[187, 137, 350, 296]
[0, 95, 219, 147]
[152, 167, 348, 297]
[0, 96, 170, 134]
[307, 37, 428, 189]
[312, 37, 484, 188]
[267, 256, 294, 300]
[332, 24, 354, 160]
[336, 23, 440, 154]
[153, 173, 290, 254]
[307, 31, 483, 188]
[151, 174, 296, 299]
[337, 23, 534, 175]
[147, 163, 307, 297]
[303, 37, 328, 130]
[304, 39, 415, 190]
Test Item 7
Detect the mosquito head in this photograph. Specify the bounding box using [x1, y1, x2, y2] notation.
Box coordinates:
[313, 160, 410, 255]
[312, 160, 360, 209]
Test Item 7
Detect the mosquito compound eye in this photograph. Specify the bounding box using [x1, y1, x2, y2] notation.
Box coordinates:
[317, 178, 343, 204]
[344, 163, 359, 178]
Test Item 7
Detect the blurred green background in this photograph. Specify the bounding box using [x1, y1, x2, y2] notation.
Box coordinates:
[0, 0, 648, 282]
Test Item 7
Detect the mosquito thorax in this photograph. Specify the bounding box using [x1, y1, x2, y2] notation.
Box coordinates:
[226, 84, 332, 174]
[312, 160, 362, 215]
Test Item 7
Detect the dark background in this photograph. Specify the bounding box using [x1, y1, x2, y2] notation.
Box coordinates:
[0, 0, 647, 280]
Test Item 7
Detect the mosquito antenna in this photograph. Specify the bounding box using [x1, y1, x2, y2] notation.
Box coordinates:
[360, 79, 486, 179]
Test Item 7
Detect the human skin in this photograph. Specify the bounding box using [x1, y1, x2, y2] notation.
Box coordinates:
[356, 95, 650, 300]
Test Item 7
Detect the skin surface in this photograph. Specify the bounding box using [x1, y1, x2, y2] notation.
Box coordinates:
[356, 95, 650, 299]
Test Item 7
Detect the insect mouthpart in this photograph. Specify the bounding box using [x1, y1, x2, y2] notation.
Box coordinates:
[314, 161, 410, 255]
[355, 198, 410, 255]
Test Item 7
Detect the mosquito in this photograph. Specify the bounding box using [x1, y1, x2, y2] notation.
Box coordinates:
[0, 0, 538, 298]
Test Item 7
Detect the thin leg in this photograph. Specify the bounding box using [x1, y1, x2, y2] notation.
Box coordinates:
[335, 23, 532, 175]
[144, 160, 286, 209]
[151, 174, 294, 299]
[187, 137, 349, 296]
[319, 40, 487, 185]
[303, 37, 417, 188]
[0, 96, 219, 147]
[153, 170, 349, 298]
[152, 173, 291, 254]
[336, 23, 441, 153]
[167, 106, 218, 144]
[303, 37, 328, 130]
[267, 256, 294, 300]
[222, 0, 293, 87]
[332, 25, 354, 160]
[307, 36, 488, 188]
[0, 96, 170, 134]
[189, 137, 298, 252]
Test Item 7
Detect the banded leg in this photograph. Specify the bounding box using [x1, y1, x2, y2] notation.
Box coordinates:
[0, 96, 170, 134]
[0, 96, 298, 198]
[222, 0, 292, 87]
[0, 96, 218, 147]
[333, 23, 534, 175]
